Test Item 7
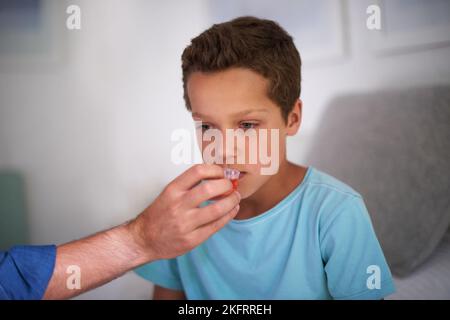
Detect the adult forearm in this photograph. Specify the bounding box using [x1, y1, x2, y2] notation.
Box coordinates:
[43, 221, 153, 299]
[42, 164, 240, 299]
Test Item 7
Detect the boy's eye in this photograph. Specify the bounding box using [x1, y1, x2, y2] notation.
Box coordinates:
[239, 122, 258, 130]
[196, 123, 211, 131]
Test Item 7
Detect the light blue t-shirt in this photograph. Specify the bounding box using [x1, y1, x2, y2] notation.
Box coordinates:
[135, 166, 395, 299]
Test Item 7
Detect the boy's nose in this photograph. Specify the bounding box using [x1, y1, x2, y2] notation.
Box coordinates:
[217, 130, 237, 165]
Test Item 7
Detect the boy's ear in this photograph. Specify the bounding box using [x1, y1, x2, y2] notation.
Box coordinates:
[286, 99, 302, 136]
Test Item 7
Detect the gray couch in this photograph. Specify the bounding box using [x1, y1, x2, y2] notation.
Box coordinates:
[305, 86, 450, 299]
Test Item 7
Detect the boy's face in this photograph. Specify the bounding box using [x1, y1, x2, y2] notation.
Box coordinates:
[187, 67, 300, 199]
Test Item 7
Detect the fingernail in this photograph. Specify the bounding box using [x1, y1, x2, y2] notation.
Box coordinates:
[235, 191, 241, 201]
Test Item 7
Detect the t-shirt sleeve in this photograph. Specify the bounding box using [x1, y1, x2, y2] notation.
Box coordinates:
[0, 245, 56, 300]
[319, 195, 396, 300]
[134, 258, 184, 291]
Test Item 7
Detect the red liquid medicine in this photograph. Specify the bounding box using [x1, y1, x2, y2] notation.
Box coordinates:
[230, 178, 239, 191]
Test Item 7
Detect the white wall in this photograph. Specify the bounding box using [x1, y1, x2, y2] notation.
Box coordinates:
[0, 0, 449, 299]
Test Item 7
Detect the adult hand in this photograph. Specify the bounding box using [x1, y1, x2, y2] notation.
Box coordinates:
[129, 164, 241, 260]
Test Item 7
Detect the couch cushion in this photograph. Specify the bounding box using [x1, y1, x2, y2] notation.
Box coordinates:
[305, 86, 450, 276]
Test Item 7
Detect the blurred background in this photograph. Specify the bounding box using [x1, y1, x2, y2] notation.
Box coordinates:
[0, 0, 449, 299]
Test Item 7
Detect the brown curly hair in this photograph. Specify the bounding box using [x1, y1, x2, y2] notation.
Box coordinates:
[181, 16, 302, 122]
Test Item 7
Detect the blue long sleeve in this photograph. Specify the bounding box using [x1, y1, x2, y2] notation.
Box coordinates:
[0, 245, 56, 300]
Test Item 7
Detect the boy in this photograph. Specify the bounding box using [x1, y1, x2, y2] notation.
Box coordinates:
[136, 16, 395, 299]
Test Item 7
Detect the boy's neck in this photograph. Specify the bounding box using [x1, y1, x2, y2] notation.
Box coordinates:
[236, 161, 308, 220]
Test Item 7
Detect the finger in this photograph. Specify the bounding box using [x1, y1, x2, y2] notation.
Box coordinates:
[170, 164, 224, 191]
[187, 191, 240, 230]
[182, 178, 234, 209]
[190, 203, 240, 243]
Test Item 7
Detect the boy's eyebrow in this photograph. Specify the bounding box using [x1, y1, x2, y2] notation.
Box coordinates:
[232, 108, 269, 117]
[192, 108, 269, 119]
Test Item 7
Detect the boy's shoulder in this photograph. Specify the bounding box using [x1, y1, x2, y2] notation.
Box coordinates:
[302, 167, 370, 228]
[304, 166, 363, 202]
